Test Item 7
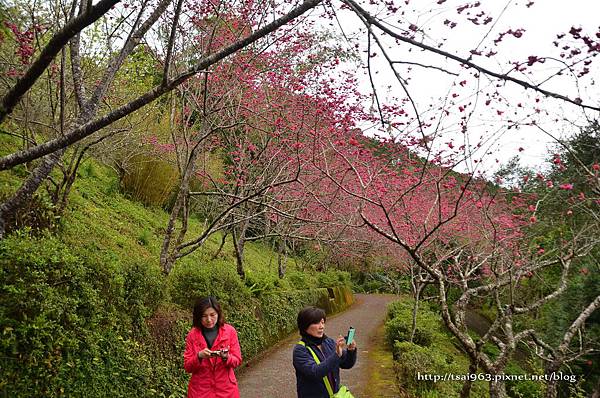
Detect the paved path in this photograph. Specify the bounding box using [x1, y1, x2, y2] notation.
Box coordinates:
[237, 294, 397, 398]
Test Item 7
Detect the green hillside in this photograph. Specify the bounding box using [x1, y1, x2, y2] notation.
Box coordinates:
[0, 151, 351, 397]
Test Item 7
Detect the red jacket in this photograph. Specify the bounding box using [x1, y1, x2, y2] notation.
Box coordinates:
[183, 324, 242, 398]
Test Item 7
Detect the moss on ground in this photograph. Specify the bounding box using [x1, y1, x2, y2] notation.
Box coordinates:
[363, 323, 402, 398]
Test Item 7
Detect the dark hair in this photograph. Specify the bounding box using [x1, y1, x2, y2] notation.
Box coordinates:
[192, 296, 225, 329]
[297, 306, 326, 335]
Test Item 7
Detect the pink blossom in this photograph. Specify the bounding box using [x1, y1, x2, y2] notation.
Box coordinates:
[558, 183, 573, 190]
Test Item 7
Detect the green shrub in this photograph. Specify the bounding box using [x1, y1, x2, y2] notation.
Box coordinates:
[0, 192, 58, 236]
[356, 279, 384, 293]
[120, 261, 165, 333]
[0, 233, 103, 394]
[229, 288, 341, 359]
[78, 161, 97, 178]
[351, 271, 408, 294]
[392, 339, 491, 397]
[386, 316, 434, 347]
[316, 270, 351, 287]
[0, 231, 102, 357]
[386, 299, 472, 397]
[227, 303, 264, 359]
[393, 341, 458, 396]
[104, 175, 122, 196]
[162, 280, 352, 362]
[505, 362, 544, 398]
[137, 229, 152, 246]
[244, 270, 279, 296]
[285, 270, 316, 289]
[167, 259, 251, 308]
[507, 378, 544, 398]
[385, 300, 442, 347]
[0, 231, 179, 397]
[258, 289, 324, 340]
[385, 298, 542, 398]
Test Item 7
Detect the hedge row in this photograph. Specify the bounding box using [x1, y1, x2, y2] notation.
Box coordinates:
[384, 299, 542, 398]
[0, 232, 353, 397]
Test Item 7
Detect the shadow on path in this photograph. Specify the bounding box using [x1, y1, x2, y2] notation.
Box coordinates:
[237, 293, 397, 398]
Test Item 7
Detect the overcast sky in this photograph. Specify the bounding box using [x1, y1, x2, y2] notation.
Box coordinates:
[317, 0, 600, 176]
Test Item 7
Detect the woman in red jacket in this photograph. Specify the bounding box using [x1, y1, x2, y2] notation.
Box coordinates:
[183, 297, 242, 398]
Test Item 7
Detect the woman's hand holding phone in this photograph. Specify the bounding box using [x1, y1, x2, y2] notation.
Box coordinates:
[197, 348, 213, 360]
[219, 347, 229, 361]
[335, 336, 345, 357]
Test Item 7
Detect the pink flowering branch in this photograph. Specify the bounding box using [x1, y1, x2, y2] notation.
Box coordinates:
[342, 0, 600, 112]
[0, 0, 121, 123]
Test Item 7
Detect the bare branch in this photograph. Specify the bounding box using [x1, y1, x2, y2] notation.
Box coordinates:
[342, 0, 600, 112]
[0, 0, 323, 170]
[0, 0, 121, 123]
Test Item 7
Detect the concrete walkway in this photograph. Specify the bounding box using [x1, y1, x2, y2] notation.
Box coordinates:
[237, 294, 397, 398]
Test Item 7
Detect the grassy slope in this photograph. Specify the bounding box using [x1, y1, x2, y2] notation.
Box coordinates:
[0, 146, 321, 396]
[18, 158, 285, 285]
[0, 131, 281, 282]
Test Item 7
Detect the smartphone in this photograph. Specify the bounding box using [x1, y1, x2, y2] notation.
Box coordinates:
[345, 327, 355, 345]
[210, 348, 228, 357]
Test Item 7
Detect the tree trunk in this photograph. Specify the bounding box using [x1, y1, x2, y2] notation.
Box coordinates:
[545, 296, 600, 398]
[232, 218, 248, 279]
[544, 380, 558, 398]
[0, 149, 65, 238]
[211, 231, 228, 260]
[460, 360, 478, 398]
[277, 239, 287, 278]
[544, 363, 561, 398]
[489, 380, 508, 398]
[160, 145, 201, 273]
[55, 131, 117, 215]
[410, 282, 424, 343]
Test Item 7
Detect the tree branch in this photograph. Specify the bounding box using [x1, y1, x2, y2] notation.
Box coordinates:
[0, 0, 121, 123]
[0, 0, 323, 170]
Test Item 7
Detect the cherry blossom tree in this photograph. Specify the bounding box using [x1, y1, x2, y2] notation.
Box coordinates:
[0, 0, 323, 237]
[1, 2, 599, 394]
